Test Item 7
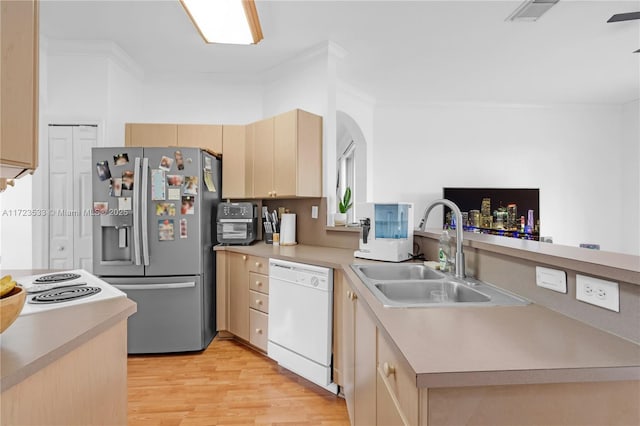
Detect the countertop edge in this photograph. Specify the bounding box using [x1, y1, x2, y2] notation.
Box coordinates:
[0, 298, 137, 393]
[216, 243, 640, 389]
[416, 366, 640, 388]
[415, 229, 640, 284]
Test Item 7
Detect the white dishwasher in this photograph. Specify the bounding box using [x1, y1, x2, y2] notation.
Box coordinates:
[268, 258, 338, 394]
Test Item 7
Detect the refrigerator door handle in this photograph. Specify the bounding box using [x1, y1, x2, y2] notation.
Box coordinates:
[141, 157, 150, 266]
[113, 282, 196, 291]
[132, 157, 142, 266]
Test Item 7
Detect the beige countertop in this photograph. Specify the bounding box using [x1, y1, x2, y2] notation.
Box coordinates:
[216, 243, 640, 388]
[0, 278, 136, 392]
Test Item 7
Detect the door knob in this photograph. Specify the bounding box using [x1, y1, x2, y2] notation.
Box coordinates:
[57, 246, 65, 252]
[256, 328, 263, 334]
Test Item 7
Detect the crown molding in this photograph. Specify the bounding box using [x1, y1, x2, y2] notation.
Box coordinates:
[44, 38, 145, 81]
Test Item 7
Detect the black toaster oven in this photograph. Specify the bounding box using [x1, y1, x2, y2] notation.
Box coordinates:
[216, 202, 257, 245]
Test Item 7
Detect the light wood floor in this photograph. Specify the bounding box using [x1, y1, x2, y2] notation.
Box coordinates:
[127, 337, 350, 425]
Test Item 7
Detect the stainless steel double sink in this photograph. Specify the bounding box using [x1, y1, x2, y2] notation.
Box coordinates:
[350, 264, 529, 308]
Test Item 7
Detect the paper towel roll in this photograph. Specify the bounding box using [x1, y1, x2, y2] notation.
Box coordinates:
[280, 213, 297, 246]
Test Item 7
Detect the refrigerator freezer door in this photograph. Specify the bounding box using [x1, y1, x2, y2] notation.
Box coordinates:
[104, 275, 206, 353]
[143, 147, 202, 276]
[92, 147, 144, 276]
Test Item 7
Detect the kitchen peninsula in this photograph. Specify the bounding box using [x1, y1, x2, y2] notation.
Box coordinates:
[215, 234, 640, 425]
[0, 274, 136, 426]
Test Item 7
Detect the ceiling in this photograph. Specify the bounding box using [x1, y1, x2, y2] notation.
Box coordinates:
[40, 0, 640, 105]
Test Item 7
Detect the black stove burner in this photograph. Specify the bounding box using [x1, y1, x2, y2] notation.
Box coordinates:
[29, 286, 101, 304]
[34, 272, 82, 284]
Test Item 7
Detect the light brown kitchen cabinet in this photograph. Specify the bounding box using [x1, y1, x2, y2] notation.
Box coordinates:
[216, 251, 269, 351]
[252, 109, 322, 199]
[125, 123, 222, 152]
[227, 252, 250, 340]
[0, 0, 39, 181]
[125, 123, 177, 147]
[221, 125, 253, 198]
[252, 117, 275, 198]
[177, 124, 222, 152]
[248, 258, 269, 352]
[377, 327, 419, 426]
[339, 273, 377, 426]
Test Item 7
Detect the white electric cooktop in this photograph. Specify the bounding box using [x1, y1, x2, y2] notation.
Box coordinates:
[17, 269, 126, 316]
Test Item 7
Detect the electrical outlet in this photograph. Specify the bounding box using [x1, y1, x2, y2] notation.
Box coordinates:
[535, 266, 567, 293]
[576, 274, 619, 312]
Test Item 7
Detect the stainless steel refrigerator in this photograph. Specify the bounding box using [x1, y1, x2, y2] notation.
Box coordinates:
[91, 147, 221, 353]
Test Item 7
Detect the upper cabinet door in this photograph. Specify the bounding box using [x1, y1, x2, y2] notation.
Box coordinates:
[0, 0, 39, 179]
[273, 110, 297, 198]
[222, 125, 252, 199]
[177, 124, 222, 153]
[125, 124, 177, 147]
[273, 109, 322, 198]
[252, 117, 275, 199]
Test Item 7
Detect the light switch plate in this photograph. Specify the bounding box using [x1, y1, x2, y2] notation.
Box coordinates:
[311, 205, 318, 219]
[535, 266, 567, 293]
[576, 274, 619, 312]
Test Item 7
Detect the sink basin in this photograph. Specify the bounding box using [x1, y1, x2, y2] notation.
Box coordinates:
[352, 264, 444, 281]
[375, 280, 490, 304]
[350, 263, 529, 308]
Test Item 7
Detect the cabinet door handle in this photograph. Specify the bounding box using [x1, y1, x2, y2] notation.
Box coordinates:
[256, 328, 263, 334]
[255, 262, 261, 268]
[242, 255, 247, 261]
[347, 290, 357, 301]
[383, 362, 396, 377]
[256, 281, 262, 287]
[256, 299, 263, 305]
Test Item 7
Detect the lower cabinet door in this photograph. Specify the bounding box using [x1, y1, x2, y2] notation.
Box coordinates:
[377, 371, 407, 426]
[249, 308, 268, 351]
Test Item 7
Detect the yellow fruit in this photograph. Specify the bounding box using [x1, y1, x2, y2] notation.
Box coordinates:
[0, 275, 16, 298]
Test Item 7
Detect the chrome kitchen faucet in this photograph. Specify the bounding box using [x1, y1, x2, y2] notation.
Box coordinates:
[418, 199, 466, 279]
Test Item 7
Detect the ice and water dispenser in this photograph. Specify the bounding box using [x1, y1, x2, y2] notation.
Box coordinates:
[100, 213, 134, 264]
[354, 203, 414, 262]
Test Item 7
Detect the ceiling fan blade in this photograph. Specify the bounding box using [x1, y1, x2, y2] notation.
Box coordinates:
[607, 11, 640, 22]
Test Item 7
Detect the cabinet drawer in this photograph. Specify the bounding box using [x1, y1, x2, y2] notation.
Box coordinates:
[249, 272, 269, 294]
[248, 256, 268, 275]
[377, 330, 419, 425]
[249, 309, 268, 351]
[249, 290, 269, 313]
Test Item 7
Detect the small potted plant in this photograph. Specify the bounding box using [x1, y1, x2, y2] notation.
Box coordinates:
[335, 187, 352, 226]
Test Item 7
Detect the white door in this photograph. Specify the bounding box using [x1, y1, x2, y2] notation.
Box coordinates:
[48, 125, 97, 271]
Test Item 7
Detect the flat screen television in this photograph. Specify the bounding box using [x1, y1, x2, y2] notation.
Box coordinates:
[442, 187, 540, 239]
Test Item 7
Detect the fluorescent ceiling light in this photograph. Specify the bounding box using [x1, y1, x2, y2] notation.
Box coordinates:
[506, 0, 559, 22]
[180, 0, 263, 45]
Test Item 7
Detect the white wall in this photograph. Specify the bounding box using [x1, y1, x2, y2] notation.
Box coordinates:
[0, 176, 34, 269]
[373, 102, 631, 253]
[620, 100, 640, 255]
[136, 73, 262, 126]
